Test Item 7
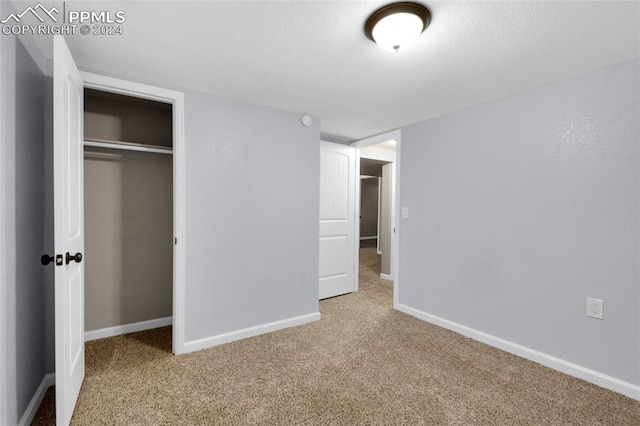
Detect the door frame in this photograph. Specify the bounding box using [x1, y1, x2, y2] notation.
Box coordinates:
[80, 72, 186, 354]
[351, 129, 401, 308]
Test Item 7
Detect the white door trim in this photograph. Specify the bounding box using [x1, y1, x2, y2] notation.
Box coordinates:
[352, 130, 401, 149]
[80, 72, 186, 355]
[351, 130, 401, 308]
[354, 150, 361, 292]
[377, 176, 382, 254]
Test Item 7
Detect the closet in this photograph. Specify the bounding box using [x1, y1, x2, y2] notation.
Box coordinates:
[83, 88, 173, 336]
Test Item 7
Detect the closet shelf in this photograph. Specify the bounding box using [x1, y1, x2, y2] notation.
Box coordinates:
[84, 138, 173, 155]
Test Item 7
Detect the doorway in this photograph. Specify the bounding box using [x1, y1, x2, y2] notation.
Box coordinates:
[352, 130, 401, 307]
[359, 157, 393, 280]
[81, 73, 186, 354]
[359, 172, 380, 251]
[82, 88, 174, 344]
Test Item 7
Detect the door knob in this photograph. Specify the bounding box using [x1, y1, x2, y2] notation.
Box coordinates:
[65, 252, 83, 265]
[41, 254, 63, 266]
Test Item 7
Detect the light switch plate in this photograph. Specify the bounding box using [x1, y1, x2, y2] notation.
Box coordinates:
[401, 207, 409, 219]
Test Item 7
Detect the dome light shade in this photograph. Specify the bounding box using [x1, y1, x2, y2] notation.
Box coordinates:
[365, 2, 431, 53]
[371, 12, 424, 52]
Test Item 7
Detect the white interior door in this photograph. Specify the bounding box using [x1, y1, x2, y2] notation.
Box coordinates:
[319, 141, 356, 299]
[54, 35, 85, 426]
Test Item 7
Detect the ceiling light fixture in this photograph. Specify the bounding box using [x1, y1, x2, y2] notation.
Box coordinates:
[365, 2, 431, 53]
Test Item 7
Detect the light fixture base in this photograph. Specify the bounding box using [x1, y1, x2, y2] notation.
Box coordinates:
[365, 2, 431, 52]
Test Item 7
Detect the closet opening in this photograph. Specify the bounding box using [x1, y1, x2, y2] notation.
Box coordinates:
[83, 88, 174, 352]
[358, 142, 395, 282]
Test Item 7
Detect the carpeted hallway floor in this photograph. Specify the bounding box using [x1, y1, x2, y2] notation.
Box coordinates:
[33, 248, 639, 425]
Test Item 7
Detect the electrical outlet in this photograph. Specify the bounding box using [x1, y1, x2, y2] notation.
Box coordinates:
[586, 298, 604, 320]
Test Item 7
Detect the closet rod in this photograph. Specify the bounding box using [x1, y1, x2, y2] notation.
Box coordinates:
[84, 138, 173, 155]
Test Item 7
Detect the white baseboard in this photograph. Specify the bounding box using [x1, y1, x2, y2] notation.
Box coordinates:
[18, 373, 54, 426]
[380, 273, 392, 281]
[396, 303, 640, 401]
[360, 236, 377, 240]
[183, 312, 321, 354]
[84, 316, 172, 342]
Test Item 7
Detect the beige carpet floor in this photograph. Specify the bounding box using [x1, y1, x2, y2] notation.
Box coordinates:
[33, 248, 639, 425]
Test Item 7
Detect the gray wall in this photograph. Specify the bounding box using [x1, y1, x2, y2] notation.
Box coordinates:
[83, 94, 173, 331]
[360, 178, 378, 238]
[360, 159, 383, 177]
[84, 90, 173, 147]
[0, 9, 48, 423]
[0, 8, 15, 422]
[400, 59, 640, 385]
[184, 91, 320, 342]
[43, 76, 55, 375]
[84, 148, 173, 331]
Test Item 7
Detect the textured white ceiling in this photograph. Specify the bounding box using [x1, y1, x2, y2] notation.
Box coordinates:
[24, 0, 640, 141]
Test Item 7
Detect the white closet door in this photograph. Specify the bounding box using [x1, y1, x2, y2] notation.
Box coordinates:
[53, 35, 85, 426]
[319, 141, 356, 299]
